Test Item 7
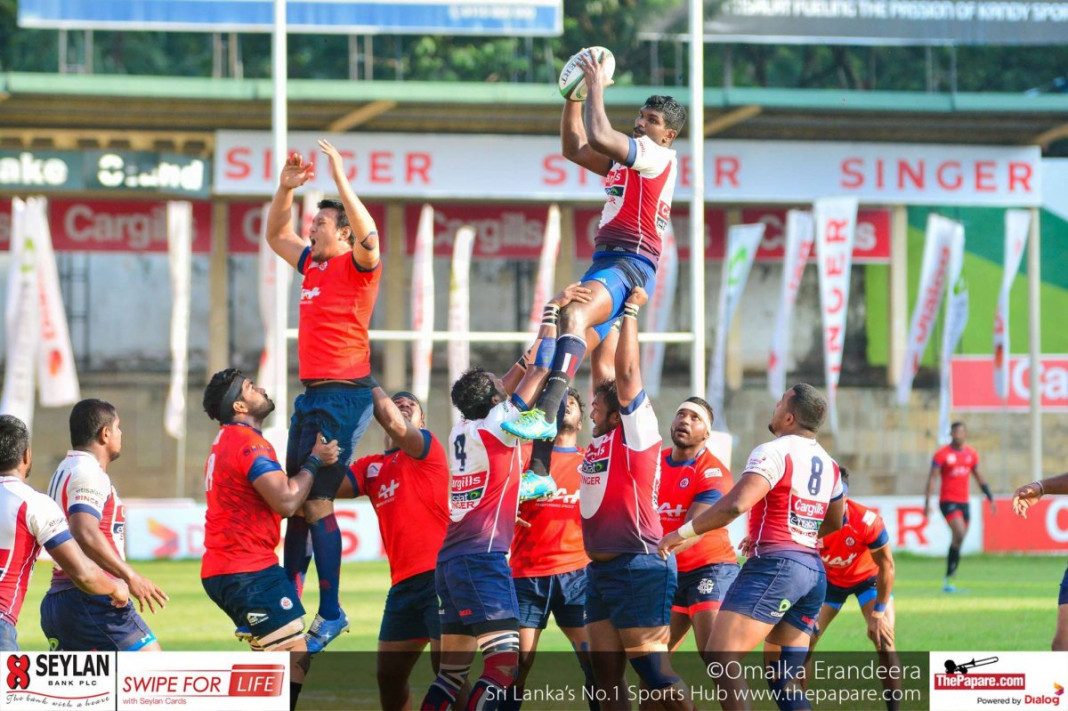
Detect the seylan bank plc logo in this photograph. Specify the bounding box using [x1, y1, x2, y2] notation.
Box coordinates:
[3, 652, 114, 710]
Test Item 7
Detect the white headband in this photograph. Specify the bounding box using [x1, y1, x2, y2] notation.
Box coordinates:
[676, 402, 712, 434]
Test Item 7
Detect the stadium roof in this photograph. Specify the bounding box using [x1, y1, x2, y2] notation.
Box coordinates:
[1, 71, 1067, 155]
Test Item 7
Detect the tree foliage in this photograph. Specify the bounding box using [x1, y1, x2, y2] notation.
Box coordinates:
[0, 0, 1065, 94]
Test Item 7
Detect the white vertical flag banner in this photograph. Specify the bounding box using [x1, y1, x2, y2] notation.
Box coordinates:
[448, 226, 476, 425]
[1, 198, 41, 428]
[814, 196, 859, 436]
[527, 205, 561, 333]
[768, 210, 814, 398]
[30, 198, 79, 407]
[256, 203, 294, 399]
[896, 214, 958, 406]
[707, 223, 764, 430]
[411, 204, 435, 403]
[164, 201, 193, 439]
[938, 228, 969, 444]
[994, 209, 1031, 401]
[642, 221, 679, 398]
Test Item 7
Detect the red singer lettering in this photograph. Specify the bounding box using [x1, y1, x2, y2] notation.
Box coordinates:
[897, 506, 928, 546]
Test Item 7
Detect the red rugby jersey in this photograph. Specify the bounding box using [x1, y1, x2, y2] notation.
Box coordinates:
[201, 424, 286, 578]
[296, 247, 381, 380]
[580, 391, 663, 556]
[511, 447, 588, 578]
[350, 431, 450, 587]
[820, 498, 889, 588]
[658, 447, 736, 572]
[932, 445, 980, 504]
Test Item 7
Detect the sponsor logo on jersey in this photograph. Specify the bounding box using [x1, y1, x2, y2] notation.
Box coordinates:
[377, 479, 400, 501]
[366, 462, 381, 479]
[657, 502, 686, 518]
[703, 467, 723, 479]
[450, 472, 487, 510]
[792, 498, 827, 518]
[300, 286, 321, 301]
[822, 552, 858, 568]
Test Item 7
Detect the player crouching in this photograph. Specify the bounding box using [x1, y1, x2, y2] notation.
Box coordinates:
[200, 369, 339, 711]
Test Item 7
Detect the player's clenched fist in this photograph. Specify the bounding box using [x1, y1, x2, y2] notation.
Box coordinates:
[312, 433, 340, 467]
[626, 286, 649, 308]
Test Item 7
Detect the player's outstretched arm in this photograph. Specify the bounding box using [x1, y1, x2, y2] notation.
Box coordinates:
[370, 386, 427, 459]
[577, 49, 632, 167]
[68, 512, 168, 613]
[49, 538, 130, 609]
[614, 287, 647, 407]
[1013, 472, 1068, 518]
[253, 437, 339, 517]
[266, 151, 314, 269]
[318, 139, 380, 270]
[561, 100, 613, 177]
[660, 473, 771, 558]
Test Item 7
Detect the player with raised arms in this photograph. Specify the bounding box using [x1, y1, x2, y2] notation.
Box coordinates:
[266, 139, 381, 652]
[579, 287, 692, 711]
[337, 388, 452, 711]
[199, 369, 338, 711]
[421, 284, 590, 711]
[502, 388, 594, 710]
[660, 384, 845, 711]
[504, 48, 686, 447]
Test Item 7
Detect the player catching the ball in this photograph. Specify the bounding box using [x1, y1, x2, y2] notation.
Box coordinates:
[504, 49, 686, 443]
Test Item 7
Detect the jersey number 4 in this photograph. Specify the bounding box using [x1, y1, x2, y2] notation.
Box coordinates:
[453, 435, 467, 472]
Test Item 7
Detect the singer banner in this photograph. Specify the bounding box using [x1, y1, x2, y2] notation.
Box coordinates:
[448, 226, 476, 425]
[642, 221, 679, 397]
[0, 198, 40, 427]
[814, 197, 859, 436]
[994, 209, 1031, 401]
[411, 204, 435, 403]
[33, 197, 80, 408]
[896, 214, 959, 406]
[768, 210, 814, 398]
[707, 223, 765, 429]
[938, 229, 968, 444]
[164, 202, 193, 439]
[526, 205, 561, 333]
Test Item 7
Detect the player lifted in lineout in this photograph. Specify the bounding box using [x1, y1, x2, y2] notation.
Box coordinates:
[266, 140, 381, 652]
[504, 48, 686, 446]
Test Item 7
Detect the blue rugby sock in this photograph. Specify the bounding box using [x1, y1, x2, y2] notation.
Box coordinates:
[308, 513, 342, 619]
[282, 517, 312, 596]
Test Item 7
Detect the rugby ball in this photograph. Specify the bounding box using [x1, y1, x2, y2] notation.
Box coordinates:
[558, 46, 615, 102]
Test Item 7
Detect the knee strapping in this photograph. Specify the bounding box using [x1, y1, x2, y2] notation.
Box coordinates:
[628, 652, 680, 690]
[479, 630, 520, 688]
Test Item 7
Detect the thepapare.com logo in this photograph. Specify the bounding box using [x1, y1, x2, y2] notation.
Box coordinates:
[4, 652, 114, 709]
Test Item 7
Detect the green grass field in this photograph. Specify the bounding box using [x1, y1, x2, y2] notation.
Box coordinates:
[15, 553, 1065, 652]
[14, 554, 1065, 709]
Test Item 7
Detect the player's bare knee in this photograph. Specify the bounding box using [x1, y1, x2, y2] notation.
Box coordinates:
[253, 618, 306, 652]
[303, 498, 333, 523]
